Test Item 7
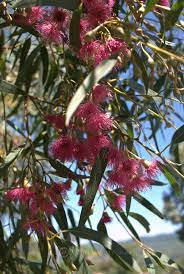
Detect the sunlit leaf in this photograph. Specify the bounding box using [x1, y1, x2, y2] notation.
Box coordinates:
[65, 58, 117, 126]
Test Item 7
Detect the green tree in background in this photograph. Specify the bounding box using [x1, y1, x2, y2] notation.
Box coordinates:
[0, 0, 184, 273]
[164, 142, 184, 242]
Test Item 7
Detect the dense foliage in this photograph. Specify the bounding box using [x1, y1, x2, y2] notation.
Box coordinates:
[0, 0, 183, 273]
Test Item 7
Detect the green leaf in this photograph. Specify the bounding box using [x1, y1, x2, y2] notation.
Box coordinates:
[151, 180, 166, 186]
[97, 222, 131, 270]
[129, 212, 150, 233]
[37, 235, 48, 273]
[68, 227, 143, 273]
[144, 0, 159, 15]
[171, 124, 184, 145]
[158, 164, 179, 194]
[54, 237, 89, 272]
[133, 193, 164, 219]
[79, 148, 109, 226]
[69, 4, 82, 51]
[65, 58, 117, 126]
[126, 195, 132, 216]
[68, 209, 80, 247]
[14, 0, 80, 10]
[119, 211, 140, 240]
[132, 50, 149, 91]
[149, 250, 184, 272]
[165, 0, 184, 31]
[54, 203, 71, 241]
[0, 79, 25, 95]
[19, 38, 31, 70]
[143, 251, 156, 274]
[40, 46, 49, 84]
[49, 159, 88, 182]
[0, 145, 25, 176]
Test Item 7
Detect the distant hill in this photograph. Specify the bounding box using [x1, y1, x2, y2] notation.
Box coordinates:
[135, 234, 184, 260]
[86, 234, 184, 274]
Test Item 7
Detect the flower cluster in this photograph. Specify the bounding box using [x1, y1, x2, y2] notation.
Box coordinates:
[6, 181, 71, 234]
[49, 84, 159, 211]
[14, 7, 71, 43]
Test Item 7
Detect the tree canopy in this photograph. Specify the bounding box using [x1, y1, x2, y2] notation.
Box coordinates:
[0, 0, 183, 273]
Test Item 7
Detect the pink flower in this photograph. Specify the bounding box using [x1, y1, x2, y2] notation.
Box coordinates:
[30, 198, 56, 215]
[80, 18, 92, 40]
[79, 40, 108, 66]
[27, 6, 44, 24]
[108, 147, 124, 167]
[101, 212, 112, 223]
[159, 0, 169, 7]
[86, 112, 113, 134]
[76, 102, 100, 119]
[36, 21, 64, 43]
[83, 0, 114, 26]
[79, 39, 129, 67]
[112, 195, 125, 211]
[24, 219, 48, 234]
[76, 187, 85, 196]
[52, 181, 71, 194]
[92, 85, 113, 104]
[50, 136, 76, 162]
[45, 114, 65, 130]
[126, 176, 151, 194]
[87, 135, 112, 161]
[74, 141, 91, 162]
[78, 196, 84, 206]
[146, 160, 160, 177]
[51, 8, 71, 28]
[108, 158, 139, 186]
[6, 187, 34, 203]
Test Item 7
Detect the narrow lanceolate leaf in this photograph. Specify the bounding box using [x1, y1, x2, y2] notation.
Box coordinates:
[158, 164, 179, 194]
[54, 237, 88, 272]
[165, 0, 184, 31]
[65, 58, 117, 126]
[171, 124, 184, 145]
[132, 50, 149, 91]
[0, 79, 25, 95]
[68, 209, 80, 247]
[54, 203, 71, 241]
[0, 145, 25, 176]
[68, 227, 143, 273]
[119, 211, 140, 240]
[143, 250, 156, 274]
[129, 212, 150, 233]
[14, 0, 80, 10]
[126, 195, 132, 216]
[40, 46, 49, 84]
[69, 4, 82, 51]
[97, 222, 132, 271]
[49, 159, 88, 182]
[144, 0, 159, 15]
[133, 193, 164, 219]
[149, 250, 184, 273]
[37, 235, 48, 274]
[79, 148, 109, 226]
